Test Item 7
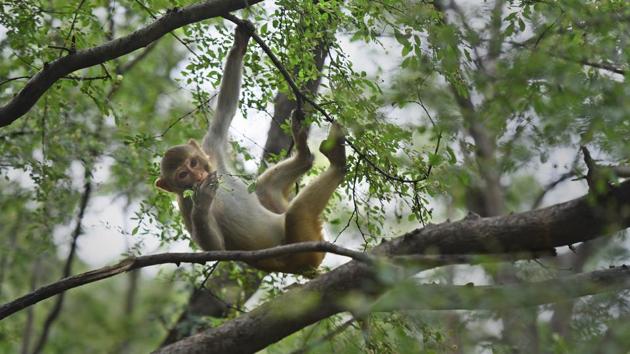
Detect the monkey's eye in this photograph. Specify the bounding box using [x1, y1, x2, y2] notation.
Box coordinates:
[190, 158, 197, 168]
[178, 171, 188, 180]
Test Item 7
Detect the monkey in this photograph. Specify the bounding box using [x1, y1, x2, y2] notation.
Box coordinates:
[155, 22, 346, 274]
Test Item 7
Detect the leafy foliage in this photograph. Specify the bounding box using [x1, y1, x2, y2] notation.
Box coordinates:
[1, 0, 630, 353]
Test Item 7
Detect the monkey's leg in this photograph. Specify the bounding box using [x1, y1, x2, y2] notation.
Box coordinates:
[282, 123, 346, 271]
[256, 115, 313, 213]
[255, 153, 313, 213]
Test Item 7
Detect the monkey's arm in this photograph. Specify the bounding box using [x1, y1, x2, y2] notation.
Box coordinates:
[190, 174, 225, 250]
[191, 209, 225, 250]
[177, 196, 194, 234]
[202, 24, 252, 169]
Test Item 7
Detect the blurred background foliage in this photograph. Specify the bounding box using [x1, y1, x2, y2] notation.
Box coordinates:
[1, 0, 630, 353]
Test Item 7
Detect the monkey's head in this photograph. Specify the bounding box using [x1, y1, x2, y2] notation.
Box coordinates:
[155, 139, 213, 194]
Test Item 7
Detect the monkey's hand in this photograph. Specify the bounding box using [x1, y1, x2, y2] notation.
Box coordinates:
[192, 172, 219, 209]
[291, 110, 310, 155]
[235, 19, 255, 47]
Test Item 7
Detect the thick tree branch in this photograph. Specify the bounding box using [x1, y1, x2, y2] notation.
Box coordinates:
[379, 183, 630, 256]
[155, 179, 630, 353]
[0, 242, 368, 320]
[0, 0, 264, 128]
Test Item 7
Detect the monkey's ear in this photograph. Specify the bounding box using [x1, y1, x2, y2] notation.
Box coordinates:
[188, 139, 202, 151]
[155, 178, 174, 193]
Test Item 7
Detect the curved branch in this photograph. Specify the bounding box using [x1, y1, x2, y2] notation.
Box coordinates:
[0, 241, 369, 320]
[0, 0, 264, 128]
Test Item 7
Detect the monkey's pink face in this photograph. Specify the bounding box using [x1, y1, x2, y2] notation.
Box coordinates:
[156, 140, 215, 194]
[173, 155, 211, 189]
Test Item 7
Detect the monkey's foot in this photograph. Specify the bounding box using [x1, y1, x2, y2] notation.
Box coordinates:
[319, 122, 346, 168]
[237, 19, 256, 35]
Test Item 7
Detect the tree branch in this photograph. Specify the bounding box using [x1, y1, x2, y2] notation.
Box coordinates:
[0, 0, 264, 128]
[0, 241, 369, 320]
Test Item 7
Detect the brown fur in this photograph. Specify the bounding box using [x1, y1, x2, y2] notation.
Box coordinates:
[158, 123, 344, 274]
[156, 25, 345, 274]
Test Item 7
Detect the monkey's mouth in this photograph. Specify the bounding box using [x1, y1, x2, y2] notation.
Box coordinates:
[196, 170, 209, 183]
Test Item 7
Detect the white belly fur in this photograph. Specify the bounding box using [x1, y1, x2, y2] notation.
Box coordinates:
[211, 174, 285, 250]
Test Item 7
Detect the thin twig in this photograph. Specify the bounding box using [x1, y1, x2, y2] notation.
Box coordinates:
[61, 75, 110, 81]
[65, 0, 87, 43]
[48, 45, 74, 54]
[158, 93, 218, 137]
[223, 14, 305, 107]
[0, 130, 34, 140]
[20, 258, 42, 354]
[0, 76, 30, 87]
[117, 40, 159, 75]
[345, 140, 429, 183]
[577, 58, 625, 75]
[531, 170, 575, 209]
[533, 11, 562, 49]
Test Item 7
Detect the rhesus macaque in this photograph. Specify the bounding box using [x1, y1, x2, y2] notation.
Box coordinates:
[155, 22, 346, 274]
